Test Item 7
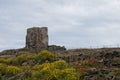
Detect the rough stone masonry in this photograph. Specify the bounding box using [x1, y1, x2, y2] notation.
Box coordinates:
[26, 27, 48, 52]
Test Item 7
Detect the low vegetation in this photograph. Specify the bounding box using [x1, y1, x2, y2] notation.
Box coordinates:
[0, 50, 77, 80]
[0, 50, 120, 80]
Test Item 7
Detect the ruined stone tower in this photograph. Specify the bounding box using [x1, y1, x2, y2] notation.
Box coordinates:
[26, 27, 48, 52]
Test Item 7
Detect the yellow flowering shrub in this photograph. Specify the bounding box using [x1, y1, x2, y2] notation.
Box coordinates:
[52, 60, 68, 69]
[55, 68, 77, 80]
[35, 50, 55, 62]
[6, 66, 22, 75]
[30, 60, 77, 80]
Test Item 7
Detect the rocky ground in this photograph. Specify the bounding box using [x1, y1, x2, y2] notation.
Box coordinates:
[0, 48, 120, 80]
[61, 48, 120, 80]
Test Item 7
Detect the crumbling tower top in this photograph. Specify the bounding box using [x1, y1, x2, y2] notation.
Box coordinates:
[26, 27, 48, 52]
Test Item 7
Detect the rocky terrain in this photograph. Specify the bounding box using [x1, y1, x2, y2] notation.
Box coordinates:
[0, 48, 120, 80]
[64, 48, 120, 80]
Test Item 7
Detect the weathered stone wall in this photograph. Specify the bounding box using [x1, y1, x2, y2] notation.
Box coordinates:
[26, 27, 48, 52]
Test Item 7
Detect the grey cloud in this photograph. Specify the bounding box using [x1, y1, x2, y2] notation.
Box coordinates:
[0, 0, 120, 51]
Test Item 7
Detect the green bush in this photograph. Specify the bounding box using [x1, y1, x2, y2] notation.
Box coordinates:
[0, 58, 13, 65]
[0, 63, 7, 74]
[4, 58, 13, 64]
[32, 64, 42, 70]
[35, 50, 55, 62]
[21, 65, 31, 71]
[26, 54, 35, 60]
[0, 58, 5, 63]
[13, 55, 28, 65]
[6, 66, 22, 75]
[52, 60, 68, 69]
[55, 68, 77, 80]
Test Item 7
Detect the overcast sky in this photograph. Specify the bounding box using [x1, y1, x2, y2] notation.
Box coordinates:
[0, 0, 120, 51]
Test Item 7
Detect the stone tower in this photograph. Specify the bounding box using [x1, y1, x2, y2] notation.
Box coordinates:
[26, 27, 48, 52]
